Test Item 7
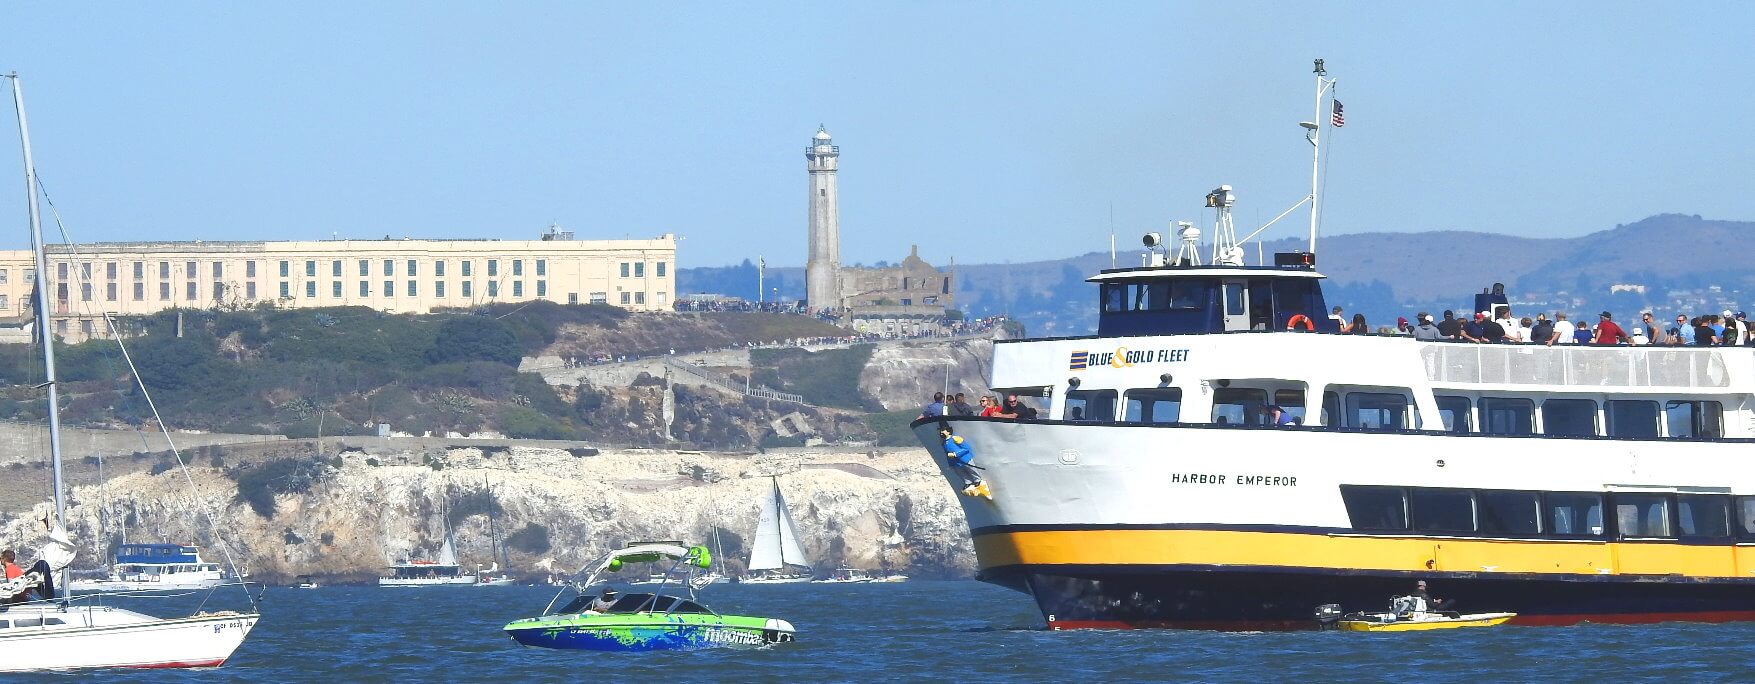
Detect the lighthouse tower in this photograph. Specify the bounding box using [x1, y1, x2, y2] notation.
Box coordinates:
[805, 126, 840, 310]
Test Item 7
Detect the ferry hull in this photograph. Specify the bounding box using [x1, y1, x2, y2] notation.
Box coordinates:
[987, 564, 1755, 630]
[916, 417, 1755, 630]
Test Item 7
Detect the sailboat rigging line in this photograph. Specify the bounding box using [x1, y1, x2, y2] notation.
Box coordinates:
[28, 178, 256, 610]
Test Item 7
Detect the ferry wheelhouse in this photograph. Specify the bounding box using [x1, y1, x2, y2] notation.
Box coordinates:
[913, 61, 1755, 630]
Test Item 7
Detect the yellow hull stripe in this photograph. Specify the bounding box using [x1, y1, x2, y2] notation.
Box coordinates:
[973, 529, 1755, 580]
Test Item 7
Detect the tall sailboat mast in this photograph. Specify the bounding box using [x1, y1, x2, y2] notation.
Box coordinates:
[1306, 59, 1337, 257]
[9, 74, 69, 595]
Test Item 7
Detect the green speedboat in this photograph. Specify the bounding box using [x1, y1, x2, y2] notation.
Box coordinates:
[504, 542, 796, 652]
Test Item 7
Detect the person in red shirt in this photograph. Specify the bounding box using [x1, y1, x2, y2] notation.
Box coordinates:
[1593, 311, 1632, 345]
[977, 395, 1002, 417]
[2, 549, 21, 604]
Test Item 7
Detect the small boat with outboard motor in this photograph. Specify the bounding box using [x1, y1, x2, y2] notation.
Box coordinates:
[504, 542, 796, 651]
[1317, 597, 1516, 632]
[813, 567, 873, 584]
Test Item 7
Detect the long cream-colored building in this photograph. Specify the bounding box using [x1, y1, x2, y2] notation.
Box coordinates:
[0, 230, 676, 342]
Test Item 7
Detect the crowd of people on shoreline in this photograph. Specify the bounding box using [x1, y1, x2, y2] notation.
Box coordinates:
[1332, 306, 1754, 347]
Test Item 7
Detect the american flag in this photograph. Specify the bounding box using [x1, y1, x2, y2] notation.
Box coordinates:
[1331, 100, 1344, 128]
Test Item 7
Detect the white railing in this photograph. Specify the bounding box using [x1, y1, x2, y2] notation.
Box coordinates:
[663, 358, 806, 404]
[1419, 343, 1733, 388]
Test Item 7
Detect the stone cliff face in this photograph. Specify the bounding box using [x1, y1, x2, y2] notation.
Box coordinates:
[860, 338, 996, 411]
[0, 447, 974, 583]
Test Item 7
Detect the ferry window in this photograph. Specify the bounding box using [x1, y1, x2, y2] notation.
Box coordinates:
[1435, 395, 1472, 433]
[1320, 391, 1340, 427]
[1735, 498, 1755, 539]
[1605, 400, 1660, 439]
[1345, 392, 1408, 430]
[1340, 486, 1407, 531]
[1064, 389, 1117, 422]
[1223, 283, 1245, 316]
[1480, 397, 1534, 436]
[1167, 280, 1206, 310]
[1613, 494, 1673, 538]
[1665, 401, 1722, 439]
[1543, 492, 1605, 537]
[1476, 490, 1541, 535]
[1123, 389, 1181, 424]
[1131, 281, 1169, 311]
[1677, 495, 1731, 539]
[1211, 388, 1267, 426]
[1273, 389, 1306, 425]
[1541, 399, 1598, 437]
[1409, 489, 1475, 532]
[1102, 283, 1125, 313]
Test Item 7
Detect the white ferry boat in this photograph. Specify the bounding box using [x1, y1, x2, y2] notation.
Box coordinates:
[915, 61, 1755, 630]
[379, 538, 477, 587]
[68, 543, 231, 593]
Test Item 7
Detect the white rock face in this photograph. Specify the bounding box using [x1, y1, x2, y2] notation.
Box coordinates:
[0, 447, 974, 583]
[860, 339, 996, 411]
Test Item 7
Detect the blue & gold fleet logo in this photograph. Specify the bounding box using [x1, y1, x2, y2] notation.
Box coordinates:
[1069, 346, 1191, 371]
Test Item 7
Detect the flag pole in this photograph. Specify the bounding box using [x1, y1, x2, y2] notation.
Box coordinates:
[1308, 59, 1327, 257]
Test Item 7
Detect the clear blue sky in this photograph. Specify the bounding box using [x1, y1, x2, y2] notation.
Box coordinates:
[3, 3, 1752, 268]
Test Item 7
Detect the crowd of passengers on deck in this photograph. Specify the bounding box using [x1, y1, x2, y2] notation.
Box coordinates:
[1334, 305, 1754, 347]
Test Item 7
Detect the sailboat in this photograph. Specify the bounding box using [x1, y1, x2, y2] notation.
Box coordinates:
[742, 476, 812, 584]
[0, 73, 259, 672]
[475, 478, 515, 587]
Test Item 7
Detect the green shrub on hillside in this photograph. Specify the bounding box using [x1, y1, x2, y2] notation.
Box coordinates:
[749, 344, 878, 409]
[497, 404, 575, 440]
[864, 410, 924, 447]
[427, 316, 521, 366]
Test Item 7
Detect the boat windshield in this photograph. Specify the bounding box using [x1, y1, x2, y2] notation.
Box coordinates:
[558, 593, 709, 615]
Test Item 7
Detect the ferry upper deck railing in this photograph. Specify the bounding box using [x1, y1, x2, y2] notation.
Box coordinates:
[1418, 340, 1733, 389]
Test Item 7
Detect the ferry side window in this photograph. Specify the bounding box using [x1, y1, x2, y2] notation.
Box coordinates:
[1435, 395, 1472, 433]
[1613, 493, 1674, 538]
[1676, 494, 1731, 539]
[1665, 401, 1723, 439]
[1345, 392, 1408, 430]
[1605, 400, 1660, 439]
[1273, 389, 1306, 425]
[1133, 282, 1168, 311]
[1064, 389, 1117, 422]
[1476, 490, 1541, 535]
[1409, 488, 1476, 533]
[1168, 280, 1206, 310]
[1480, 397, 1534, 436]
[1210, 388, 1266, 426]
[1544, 492, 1605, 537]
[1102, 283, 1126, 313]
[1735, 497, 1755, 540]
[1124, 388, 1181, 423]
[1540, 399, 1598, 437]
[1320, 391, 1340, 427]
[1339, 485, 1407, 531]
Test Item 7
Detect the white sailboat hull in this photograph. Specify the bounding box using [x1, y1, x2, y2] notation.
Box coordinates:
[0, 606, 257, 672]
[740, 574, 813, 584]
[378, 576, 478, 587]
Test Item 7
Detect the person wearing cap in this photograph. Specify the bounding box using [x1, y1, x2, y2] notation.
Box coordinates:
[1553, 313, 1576, 345]
[1480, 311, 1509, 343]
[1593, 311, 1631, 345]
[1460, 312, 1487, 343]
[1412, 580, 1453, 612]
[1393, 317, 1413, 336]
[585, 588, 620, 613]
[1412, 313, 1441, 341]
[1721, 310, 1745, 347]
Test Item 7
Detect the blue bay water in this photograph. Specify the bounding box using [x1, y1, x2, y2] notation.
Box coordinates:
[69, 581, 1755, 682]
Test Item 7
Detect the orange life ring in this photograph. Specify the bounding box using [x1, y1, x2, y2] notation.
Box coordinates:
[1286, 314, 1315, 331]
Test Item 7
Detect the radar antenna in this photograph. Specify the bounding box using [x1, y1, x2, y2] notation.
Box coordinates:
[1206, 186, 1243, 266]
[1171, 221, 1201, 266]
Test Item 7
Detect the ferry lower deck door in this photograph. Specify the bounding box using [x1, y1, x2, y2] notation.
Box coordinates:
[1222, 280, 1250, 331]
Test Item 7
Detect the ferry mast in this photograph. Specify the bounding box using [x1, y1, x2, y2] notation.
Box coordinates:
[1305, 59, 1337, 257]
